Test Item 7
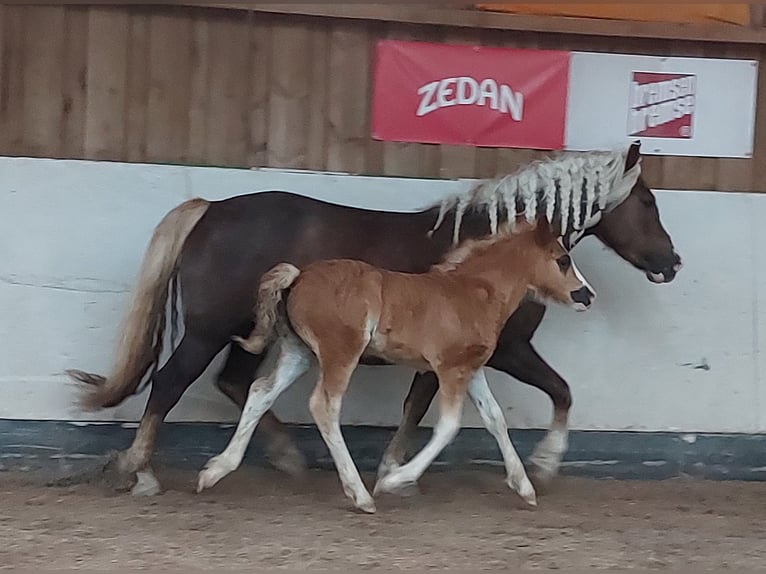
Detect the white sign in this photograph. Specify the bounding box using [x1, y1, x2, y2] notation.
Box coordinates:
[565, 52, 758, 158]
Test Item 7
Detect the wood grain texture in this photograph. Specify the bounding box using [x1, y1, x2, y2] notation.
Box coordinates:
[21, 6, 65, 156]
[267, 17, 311, 168]
[326, 18, 371, 174]
[146, 10, 193, 163]
[248, 11, 272, 167]
[84, 8, 129, 159]
[0, 4, 761, 192]
[124, 10, 150, 163]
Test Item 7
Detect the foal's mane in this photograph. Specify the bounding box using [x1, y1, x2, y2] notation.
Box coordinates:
[428, 147, 642, 245]
[433, 220, 536, 273]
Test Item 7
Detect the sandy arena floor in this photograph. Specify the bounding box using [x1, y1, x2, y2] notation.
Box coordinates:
[1, 467, 765, 569]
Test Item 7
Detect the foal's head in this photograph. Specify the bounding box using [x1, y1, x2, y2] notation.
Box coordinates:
[523, 224, 596, 312]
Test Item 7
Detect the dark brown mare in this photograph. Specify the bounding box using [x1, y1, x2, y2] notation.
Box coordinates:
[69, 142, 682, 496]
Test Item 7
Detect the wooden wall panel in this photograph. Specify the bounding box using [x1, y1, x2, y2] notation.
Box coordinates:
[124, 10, 150, 163]
[267, 18, 311, 168]
[21, 6, 65, 157]
[326, 19, 372, 174]
[0, 4, 764, 192]
[146, 11, 193, 162]
[84, 8, 129, 159]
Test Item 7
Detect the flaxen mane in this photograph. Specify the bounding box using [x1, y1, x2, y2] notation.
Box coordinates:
[428, 147, 641, 246]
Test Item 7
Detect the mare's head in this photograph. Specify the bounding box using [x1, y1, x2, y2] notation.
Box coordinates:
[588, 141, 683, 284]
[523, 223, 596, 312]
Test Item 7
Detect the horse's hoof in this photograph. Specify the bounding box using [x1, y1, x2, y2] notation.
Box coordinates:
[269, 446, 308, 479]
[131, 470, 162, 497]
[510, 478, 538, 509]
[354, 496, 377, 514]
[196, 461, 231, 493]
[373, 475, 419, 498]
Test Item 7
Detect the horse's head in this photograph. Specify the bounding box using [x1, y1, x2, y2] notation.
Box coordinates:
[526, 223, 596, 312]
[589, 142, 683, 284]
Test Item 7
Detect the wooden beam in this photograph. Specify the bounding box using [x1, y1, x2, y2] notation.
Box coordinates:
[173, 3, 766, 45]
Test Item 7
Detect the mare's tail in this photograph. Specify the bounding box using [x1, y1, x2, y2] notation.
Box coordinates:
[67, 198, 210, 410]
[232, 263, 301, 354]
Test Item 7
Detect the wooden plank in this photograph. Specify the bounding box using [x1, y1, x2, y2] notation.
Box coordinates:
[21, 6, 66, 156]
[240, 4, 766, 46]
[0, 5, 6, 152]
[247, 13, 271, 167]
[186, 12, 210, 164]
[0, 6, 24, 154]
[305, 20, 330, 171]
[203, 11, 251, 166]
[59, 6, 88, 158]
[124, 9, 151, 163]
[146, 11, 193, 163]
[84, 7, 129, 160]
[267, 18, 311, 169]
[326, 18, 370, 174]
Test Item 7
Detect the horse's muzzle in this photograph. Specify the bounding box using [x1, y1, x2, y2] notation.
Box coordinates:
[646, 250, 683, 284]
[570, 286, 596, 311]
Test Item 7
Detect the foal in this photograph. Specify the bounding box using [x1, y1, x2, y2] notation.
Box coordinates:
[196, 222, 595, 513]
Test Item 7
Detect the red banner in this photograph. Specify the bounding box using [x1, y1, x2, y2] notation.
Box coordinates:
[371, 40, 571, 149]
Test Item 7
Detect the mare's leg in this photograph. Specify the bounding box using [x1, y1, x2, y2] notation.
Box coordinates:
[466, 369, 537, 507]
[487, 303, 572, 487]
[215, 341, 307, 477]
[309, 360, 376, 514]
[197, 335, 311, 492]
[373, 368, 468, 496]
[118, 329, 226, 496]
[377, 371, 438, 481]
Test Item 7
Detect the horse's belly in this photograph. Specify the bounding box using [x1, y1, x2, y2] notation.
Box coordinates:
[365, 333, 430, 372]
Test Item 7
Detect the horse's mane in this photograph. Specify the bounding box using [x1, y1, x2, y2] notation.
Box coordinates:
[428, 147, 641, 245]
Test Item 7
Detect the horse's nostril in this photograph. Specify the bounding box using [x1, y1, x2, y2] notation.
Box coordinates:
[571, 287, 593, 306]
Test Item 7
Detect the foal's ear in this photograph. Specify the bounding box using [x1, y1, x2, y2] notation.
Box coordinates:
[625, 140, 641, 172]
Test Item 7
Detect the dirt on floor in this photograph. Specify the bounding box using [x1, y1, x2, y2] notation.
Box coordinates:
[0, 466, 765, 570]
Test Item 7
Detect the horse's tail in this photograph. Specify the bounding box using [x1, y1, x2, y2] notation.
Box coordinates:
[233, 263, 301, 355]
[68, 198, 210, 411]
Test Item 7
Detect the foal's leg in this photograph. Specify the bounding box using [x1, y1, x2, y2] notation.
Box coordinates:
[309, 360, 376, 514]
[197, 336, 311, 492]
[215, 341, 307, 477]
[377, 371, 438, 481]
[374, 369, 468, 496]
[467, 369, 537, 507]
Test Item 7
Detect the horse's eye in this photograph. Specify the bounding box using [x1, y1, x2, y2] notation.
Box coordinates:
[557, 254, 571, 272]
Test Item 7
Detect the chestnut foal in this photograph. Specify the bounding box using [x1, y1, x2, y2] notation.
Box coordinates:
[196, 221, 595, 513]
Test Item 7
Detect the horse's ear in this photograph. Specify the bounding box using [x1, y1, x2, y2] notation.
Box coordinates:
[625, 140, 641, 172]
[533, 221, 554, 247]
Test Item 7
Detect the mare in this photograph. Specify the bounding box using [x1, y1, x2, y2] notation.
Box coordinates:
[68, 142, 682, 496]
[196, 221, 596, 513]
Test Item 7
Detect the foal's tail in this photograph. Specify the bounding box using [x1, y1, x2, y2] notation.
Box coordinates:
[67, 198, 210, 411]
[233, 263, 301, 355]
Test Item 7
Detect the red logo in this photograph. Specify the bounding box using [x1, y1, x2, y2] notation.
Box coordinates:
[628, 72, 696, 139]
[371, 40, 570, 150]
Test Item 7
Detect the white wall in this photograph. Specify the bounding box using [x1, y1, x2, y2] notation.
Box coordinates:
[1, 157, 763, 433]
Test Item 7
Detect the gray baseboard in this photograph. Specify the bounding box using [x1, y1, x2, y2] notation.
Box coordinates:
[2, 420, 766, 481]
